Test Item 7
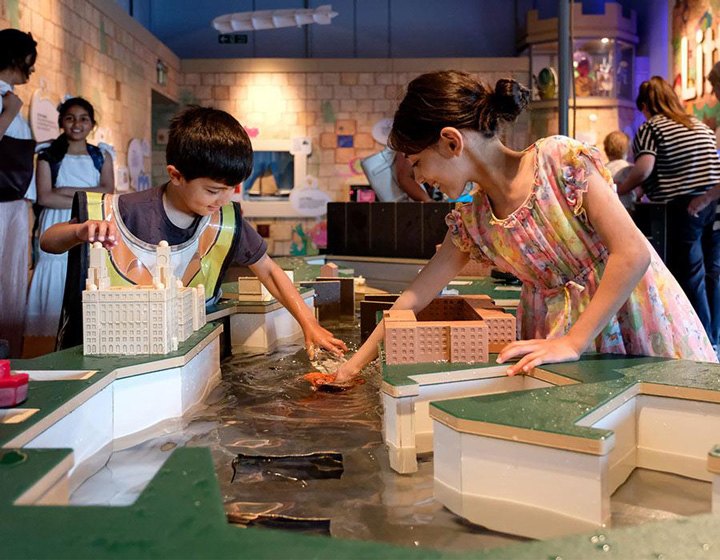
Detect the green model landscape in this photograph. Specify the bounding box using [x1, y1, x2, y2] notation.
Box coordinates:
[3, 268, 720, 558]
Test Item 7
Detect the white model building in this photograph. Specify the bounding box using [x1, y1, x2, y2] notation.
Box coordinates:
[83, 241, 206, 356]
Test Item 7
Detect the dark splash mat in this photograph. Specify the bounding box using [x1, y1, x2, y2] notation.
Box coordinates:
[231, 452, 344, 482]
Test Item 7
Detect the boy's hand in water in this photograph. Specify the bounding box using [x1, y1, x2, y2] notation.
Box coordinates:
[303, 322, 347, 360]
[496, 335, 582, 376]
[76, 220, 118, 250]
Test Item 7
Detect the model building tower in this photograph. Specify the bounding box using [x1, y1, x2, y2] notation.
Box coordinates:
[384, 295, 515, 365]
[83, 241, 206, 356]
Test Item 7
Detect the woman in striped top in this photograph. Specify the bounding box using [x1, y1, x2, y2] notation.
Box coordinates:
[618, 76, 720, 347]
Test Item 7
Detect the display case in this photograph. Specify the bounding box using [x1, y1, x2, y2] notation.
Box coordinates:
[529, 37, 634, 101]
[523, 3, 638, 153]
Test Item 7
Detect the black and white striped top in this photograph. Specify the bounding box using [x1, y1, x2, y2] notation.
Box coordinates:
[632, 114, 720, 201]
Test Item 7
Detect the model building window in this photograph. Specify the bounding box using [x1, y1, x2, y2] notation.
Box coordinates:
[242, 151, 294, 200]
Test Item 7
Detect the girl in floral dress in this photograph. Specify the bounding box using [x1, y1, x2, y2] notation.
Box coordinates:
[334, 70, 716, 383]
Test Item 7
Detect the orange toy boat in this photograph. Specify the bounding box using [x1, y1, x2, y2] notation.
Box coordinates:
[302, 371, 365, 392]
[303, 371, 336, 387]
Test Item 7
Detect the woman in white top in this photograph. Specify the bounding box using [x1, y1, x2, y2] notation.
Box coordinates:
[25, 97, 114, 353]
[0, 29, 37, 358]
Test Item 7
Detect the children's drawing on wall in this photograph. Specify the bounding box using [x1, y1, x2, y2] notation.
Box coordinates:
[116, 166, 130, 192]
[128, 137, 150, 191]
[322, 100, 336, 123]
[310, 221, 327, 248]
[289, 175, 331, 217]
[243, 151, 294, 198]
[29, 79, 59, 143]
[291, 223, 319, 256]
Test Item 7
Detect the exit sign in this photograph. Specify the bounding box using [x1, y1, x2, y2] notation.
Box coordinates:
[219, 34, 248, 44]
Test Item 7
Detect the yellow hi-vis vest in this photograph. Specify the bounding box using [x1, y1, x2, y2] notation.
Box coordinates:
[84, 191, 236, 298]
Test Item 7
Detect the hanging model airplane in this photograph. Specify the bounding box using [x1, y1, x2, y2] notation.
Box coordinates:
[212, 5, 338, 33]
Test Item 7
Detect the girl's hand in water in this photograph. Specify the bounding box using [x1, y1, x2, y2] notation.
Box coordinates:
[496, 335, 582, 376]
[333, 359, 361, 385]
[303, 323, 347, 360]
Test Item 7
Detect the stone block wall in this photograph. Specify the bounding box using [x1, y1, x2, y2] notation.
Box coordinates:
[179, 59, 530, 253]
[3, 1, 530, 256]
[1, 0, 180, 183]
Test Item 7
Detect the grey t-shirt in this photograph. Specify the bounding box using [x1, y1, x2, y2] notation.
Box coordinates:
[116, 183, 267, 266]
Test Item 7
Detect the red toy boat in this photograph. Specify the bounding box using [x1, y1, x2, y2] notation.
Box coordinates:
[0, 360, 29, 408]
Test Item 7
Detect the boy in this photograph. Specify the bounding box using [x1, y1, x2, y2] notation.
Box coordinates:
[603, 131, 635, 211]
[42, 106, 346, 358]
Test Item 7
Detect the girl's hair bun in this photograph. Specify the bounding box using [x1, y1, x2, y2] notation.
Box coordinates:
[490, 78, 530, 123]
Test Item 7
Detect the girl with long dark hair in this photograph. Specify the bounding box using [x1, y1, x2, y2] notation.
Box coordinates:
[24, 97, 114, 353]
[0, 28, 37, 358]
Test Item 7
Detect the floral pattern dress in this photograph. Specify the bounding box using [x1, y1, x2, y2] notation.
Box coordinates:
[446, 135, 717, 362]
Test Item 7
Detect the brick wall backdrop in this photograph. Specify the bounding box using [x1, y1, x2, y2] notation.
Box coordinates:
[178, 59, 530, 254]
[1, 0, 180, 180]
[2, 1, 529, 255]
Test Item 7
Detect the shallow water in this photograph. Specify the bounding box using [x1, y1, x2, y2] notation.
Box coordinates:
[71, 320, 711, 552]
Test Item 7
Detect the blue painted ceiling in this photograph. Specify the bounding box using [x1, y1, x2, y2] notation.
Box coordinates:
[115, 0, 664, 59]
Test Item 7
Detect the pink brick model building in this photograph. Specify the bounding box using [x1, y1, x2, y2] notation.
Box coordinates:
[384, 296, 515, 365]
[320, 262, 339, 277]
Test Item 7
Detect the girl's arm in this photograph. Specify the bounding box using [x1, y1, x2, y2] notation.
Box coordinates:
[37, 154, 115, 209]
[249, 254, 347, 359]
[334, 232, 470, 383]
[36, 160, 74, 209]
[616, 154, 655, 195]
[0, 91, 22, 139]
[499, 162, 651, 375]
[98, 152, 115, 194]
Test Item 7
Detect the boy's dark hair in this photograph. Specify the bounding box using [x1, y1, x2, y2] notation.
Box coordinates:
[0, 29, 37, 79]
[167, 106, 253, 186]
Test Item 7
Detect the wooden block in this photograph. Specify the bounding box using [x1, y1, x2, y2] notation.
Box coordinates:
[364, 294, 401, 303]
[360, 299, 396, 343]
[299, 281, 341, 321]
[317, 277, 354, 317]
